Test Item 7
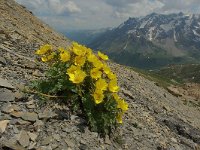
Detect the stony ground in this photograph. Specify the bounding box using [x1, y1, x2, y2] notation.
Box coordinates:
[0, 0, 200, 150]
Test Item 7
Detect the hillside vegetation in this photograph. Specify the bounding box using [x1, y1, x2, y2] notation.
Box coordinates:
[155, 64, 200, 84]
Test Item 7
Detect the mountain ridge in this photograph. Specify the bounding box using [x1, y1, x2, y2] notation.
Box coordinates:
[88, 12, 200, 69]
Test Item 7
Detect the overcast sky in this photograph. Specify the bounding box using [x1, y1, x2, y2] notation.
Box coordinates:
[16, 0, 200, 31]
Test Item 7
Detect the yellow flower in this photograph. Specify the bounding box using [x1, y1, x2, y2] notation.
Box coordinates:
[113, 93, 128, 111]
[113, 93, 120, 101]
[58, 47, 65, 53]
[74, 55, 86, 66]
[107, 72, 117, 80]
[93, 59, 103, 69]
[68, 69, 86, 84]
[95, 78, 108, 91]
[98, 51, 109, 60]
[41, 52, 55, 62]
[90, 68, 102, 80]
[86, 47, 92, 55]
[71, 42, 86, 56]
[116, 112, 123, 124]
[60, 51, 71, 62]
[35, 44, 52, 55]
[117, 99, 128, 111]
[93, 89, 104, 104]
[87, 53, 98, 63]
[109, 79, 119, 92]
[102, 64, 111, 74]
[41, 56, 48, 62]
[67, 65, 80, 74]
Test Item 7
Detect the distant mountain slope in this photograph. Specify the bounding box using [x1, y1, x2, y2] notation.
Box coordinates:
[64, 28, 109, 45]
[89, 13, 200, 69]
[155, 64, 200, 83]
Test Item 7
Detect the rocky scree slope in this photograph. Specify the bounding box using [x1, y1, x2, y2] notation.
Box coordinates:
[0, 0, 200, 149]
[89, 13, 200, 69]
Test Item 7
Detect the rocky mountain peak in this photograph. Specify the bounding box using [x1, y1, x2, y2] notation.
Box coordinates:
[89, 12, 200, 69]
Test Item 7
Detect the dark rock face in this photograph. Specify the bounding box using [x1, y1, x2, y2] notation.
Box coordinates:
[0, 0, 200, 149]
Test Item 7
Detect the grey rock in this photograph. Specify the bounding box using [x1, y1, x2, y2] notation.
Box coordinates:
[17, 119, 31, 125]
[1, 102, 14, 113]
[2, 103, 20, 114]
[32, 69, 43, 77]
[53, 134, 61, 141]
[105, 135, 112, 145]
[13, 126, 19, 134]
[0, 78, 14, 89]
[28, 132, 38, 141]
[0, 88, 15, 102]
[0, 56, 6, 65]
[0, 120, 10, 133]
[0, 138, 25, 150]
[38, 111, 57, 119]
[10, 111, 23, 118]
[14, 91, 25, 101]
[26, 104, 36, 109]
[28, 142, 36, 150]
[70, 115, 78, 120]
[41, 136, 53, 145]
[65, 139, 75, 148]
[34, 119, 44, 127]
[18, 130, 30, 147]
[121, 88, 135, 99]
[21, 112, 38, 122]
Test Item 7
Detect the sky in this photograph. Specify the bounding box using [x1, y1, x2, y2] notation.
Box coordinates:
[16, 0, 200, 32]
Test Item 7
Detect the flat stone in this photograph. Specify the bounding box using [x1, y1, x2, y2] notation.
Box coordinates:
[10, 111, 23, 118]
[34, 119, 44, 127]
[0, 138, 25, 150]
[18, 130, 30, 147]
[41, 136, 53, 145]
[65, 139, 75, 148]
[26, 104, 36, 109]
[14, 91, 24, 101]
[53, 134, 61, 141]
[13, 126, 19, 134]
[167, 86, 182, 97]
[1, 103, 14, 113]
[0, 78, 14, 89]
[28, 142, 36, 150]
[26, 100, 34, 105]
[0, 88, 15, 102]
[38, 110, 57, 119]
[105, 135, 112, 145]
[0, 56, 6, 65]
[17, 119, 31, 125]
[32, 69, 43, 77]
[70, 115, 78, 120]
[28, 132, 38, 141]
[21, 112, 38, 122]
[0, 120, 10, 133]
[121, 88, 135, 99]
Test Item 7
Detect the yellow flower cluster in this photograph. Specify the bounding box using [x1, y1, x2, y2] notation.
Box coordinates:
[35, 44, 55, 62]
[35, 42, 128, 124]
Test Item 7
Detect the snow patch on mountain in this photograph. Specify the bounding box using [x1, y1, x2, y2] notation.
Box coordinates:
[127, 29, 136, 34]
[140, 20, 148, 28]
[174, 30, 177, 42]
[193, 30, 200, 37]
[148, 27, 155, 41]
